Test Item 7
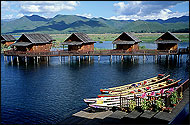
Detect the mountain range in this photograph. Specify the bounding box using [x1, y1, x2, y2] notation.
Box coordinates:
[1, 15, 189, 34]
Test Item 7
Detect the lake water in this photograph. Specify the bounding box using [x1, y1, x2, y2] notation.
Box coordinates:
[1, 42, 189, 124]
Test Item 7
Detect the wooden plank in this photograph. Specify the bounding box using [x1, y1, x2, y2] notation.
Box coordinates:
[140, 110, 158, 119]
[124, 110, 142, 119]
[107, 110, 128, 119]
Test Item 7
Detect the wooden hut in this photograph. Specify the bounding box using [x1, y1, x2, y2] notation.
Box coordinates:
[62, 33, 95, 51]
[112, 32, 142, 51]
[1, 35, 16, 46]
[12, 33, 55, 52]
[155, 31, 181, 50]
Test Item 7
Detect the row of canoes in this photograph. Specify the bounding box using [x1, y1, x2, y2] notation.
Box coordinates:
[84, 74, 181, 110]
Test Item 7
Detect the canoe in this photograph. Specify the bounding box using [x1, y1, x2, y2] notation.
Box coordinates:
[98, 79, 181, 97]
[88, 87, 177, 110]
[100, 74, 170, 94]
[84, 86, 177, 106]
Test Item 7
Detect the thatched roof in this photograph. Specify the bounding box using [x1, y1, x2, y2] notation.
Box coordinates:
[12, 33, 55, 46]
[1, 35, 16, 42]
[155, 31, 181, 44]
[113, 32, 142, 44]
[62, 33, 95, 45]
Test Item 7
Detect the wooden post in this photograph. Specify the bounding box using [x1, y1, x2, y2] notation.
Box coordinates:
[37, 56, 39, 63]
[59, 56, 61, 62]
[5, 56, 7, 62]
[110, 55, 112, 62]
[89, 56, 91, 62]
[121, 55, 124, 61]
[34, 57, 36, 64]
[25, 56, 27, 63]
[10, 56, 13, 63]
[79, 56, 80, 64]
[47, 56, 49, 62]
[98, 55, 100, 62]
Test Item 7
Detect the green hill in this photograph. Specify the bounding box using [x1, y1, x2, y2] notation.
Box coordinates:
[1, 15, 189, 34]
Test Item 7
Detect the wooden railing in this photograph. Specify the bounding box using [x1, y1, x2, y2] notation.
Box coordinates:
[164, 79, 189, 107]
[4, 49, 178, 56]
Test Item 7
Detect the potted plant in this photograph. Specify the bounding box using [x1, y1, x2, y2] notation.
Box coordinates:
[170, 91, 178, 107]
[128, 100, 137, 112]
[155, 97, 165, 112]
[141, 98, 152, 111]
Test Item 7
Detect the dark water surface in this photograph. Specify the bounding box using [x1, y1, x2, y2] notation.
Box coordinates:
[1, 43, 189, 124]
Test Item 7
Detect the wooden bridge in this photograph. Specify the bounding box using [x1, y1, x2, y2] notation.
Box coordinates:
[4, 49, 186, 57]
[3, 47, 189, 64]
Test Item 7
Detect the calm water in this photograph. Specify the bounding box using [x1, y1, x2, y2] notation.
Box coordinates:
[1, 42, 189, 124]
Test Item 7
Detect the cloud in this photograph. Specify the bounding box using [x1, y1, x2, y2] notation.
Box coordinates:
[110, 10, 189, 21]
[114, 1, 184, 16]
[19, 1, 80, 13]
[113, 1, 188, 20]
[76, 13, 92, 18]
[16, 13, 25, 18]
[2, 14, 14, 19]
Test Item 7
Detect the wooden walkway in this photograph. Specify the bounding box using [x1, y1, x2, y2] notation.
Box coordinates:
[59, 85, 189, 124]
[4, 49, 188, 57]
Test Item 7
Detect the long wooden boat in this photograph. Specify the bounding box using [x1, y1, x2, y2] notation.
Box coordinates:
[88, 87, 177, 110]
[100, 74, 170, 94]
[98, 79, 181, 97]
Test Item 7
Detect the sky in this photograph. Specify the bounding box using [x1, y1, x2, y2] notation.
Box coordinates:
[1, 1, 189, 20]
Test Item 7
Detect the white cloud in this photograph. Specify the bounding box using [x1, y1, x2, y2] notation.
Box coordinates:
[19, 1, 80, 13]
[2, 14, 14, 19]
[76, 13, 92, 18]
[112, 1, 188, 20]
[110, 10, 189, 21]
[16, 13, 25, 18]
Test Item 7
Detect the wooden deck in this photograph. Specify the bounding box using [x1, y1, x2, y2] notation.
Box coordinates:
[59, 80, 189, 124]
[4, 49, 186, 57]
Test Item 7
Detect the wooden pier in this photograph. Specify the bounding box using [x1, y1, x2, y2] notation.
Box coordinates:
[3, 48, 189, 64]
[60, 79, 189, 124]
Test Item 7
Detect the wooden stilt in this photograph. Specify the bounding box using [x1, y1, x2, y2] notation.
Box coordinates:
[68, 56, 70, 62]
[121, 55, 124, 61]
[17, 56, 19, 63]
[110, 55, 112, 62]
[98, 55, 100, 62]
[11, 56, 13, 63]
[37, 56, 39, 63]
[89, 56, 91, 62]
[25, 56, 27, 63]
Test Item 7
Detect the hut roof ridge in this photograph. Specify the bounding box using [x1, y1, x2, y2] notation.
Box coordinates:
[155, 31, 181, 42]
[73, 33, 94, 43]
[21, 33, 55, 44]
[113, 32, 141, 44]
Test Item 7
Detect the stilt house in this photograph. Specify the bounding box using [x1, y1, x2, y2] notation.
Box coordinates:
[1, 35, 16, 46]
[112, 32, 142, 51]
[155, 31, 181, 50]
[62, 33, 95, 51]
[12, 33, 55, 52]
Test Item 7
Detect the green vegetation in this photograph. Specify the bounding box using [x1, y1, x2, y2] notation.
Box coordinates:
[170, 91, 179, 105]
[1, 15, 189, 34]
[141, 99, 152, 110]
[155, 97, 165, 112]
[128, 100, 137, 111]
[139, 46, 147, 50]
